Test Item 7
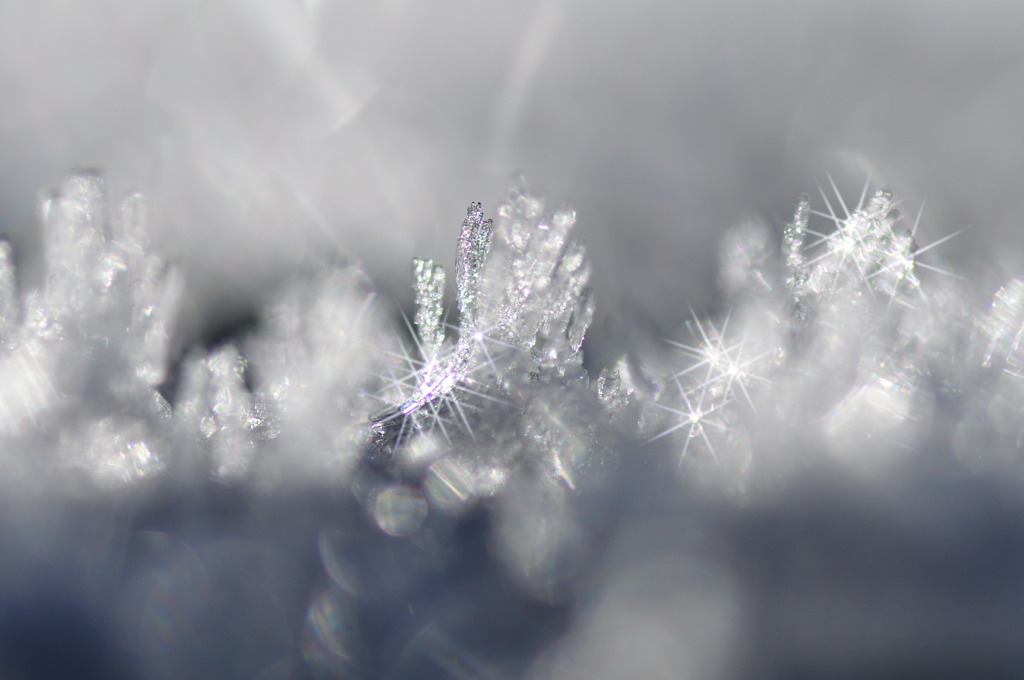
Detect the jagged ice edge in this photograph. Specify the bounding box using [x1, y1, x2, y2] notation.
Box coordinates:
[4, 170, 1024, 498]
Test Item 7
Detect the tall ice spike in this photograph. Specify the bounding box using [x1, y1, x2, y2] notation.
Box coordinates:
[455, 202, 493, 334]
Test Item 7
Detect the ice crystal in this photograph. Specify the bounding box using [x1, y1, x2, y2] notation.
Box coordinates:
[369, 203, 497, 448]
[981, 278, 1024, 367]
[783, 195, 811, 326]
[479, 177, 594, 362]
[0, 239, 18, 343]
[455, 201, 494, 332]
[178, 345, 255, 480]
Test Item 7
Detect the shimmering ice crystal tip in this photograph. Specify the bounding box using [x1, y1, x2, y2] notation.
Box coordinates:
[783, 196, 809, 286]
[412, 258, 446, 353]
[868, 185, 893, 214]
[456, 202, 494, 331]
[483, 182, 593, 358]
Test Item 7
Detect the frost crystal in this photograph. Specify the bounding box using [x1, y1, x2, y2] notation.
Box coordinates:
[638, 179, 977, 485]
[783, 195, 810, 326]
[479, 177, 594, 361]
[455, 202, 494, 332]
[9, 168, 1024, 505]
[183, 345, 255, 480]
[371, 177, 595, 497]
[981, 279, 1024, 367]
[0, 239, 18, 344]
[0, 171, 179, 489]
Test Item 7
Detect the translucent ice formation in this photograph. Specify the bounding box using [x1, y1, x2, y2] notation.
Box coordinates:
[246, 263, 387, 484]
[0, 171, 181, 488]
[8, 169, 1024, 500]
[641, 180, 976, 486]
[369, 177, 598, 511]
[371, 178, 593, 454]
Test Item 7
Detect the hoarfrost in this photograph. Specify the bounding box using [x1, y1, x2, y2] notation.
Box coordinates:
[0, 171, 179, 489]
[6, 169, 1024, 500]
[370, 177, 596, 500]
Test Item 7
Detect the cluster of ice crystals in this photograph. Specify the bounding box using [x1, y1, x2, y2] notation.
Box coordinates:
[369, 204, 494, 445]
[168, 262, 389, 485]
[19, 168, 1024, 506]
[0, 171, 399, 491]
[0, 171, 180, 488]
[175, 346, 255, 480]
[373, 180, 591, 416]
[479, 177, 594, 362]
[371, 177, 596, 510]
[246, 264, 386, 483]
[627, 181, 997, 487]
[33, 167, 1024, 680]
[797, 185, 922, 305]
[0, 172, 594, 505]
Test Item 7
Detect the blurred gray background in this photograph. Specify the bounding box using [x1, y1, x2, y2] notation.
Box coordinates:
[1, 0, 1021, 360]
